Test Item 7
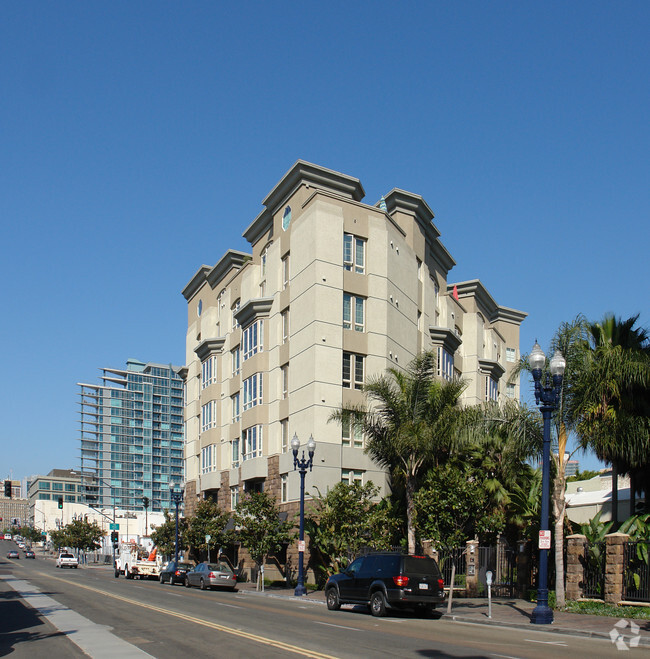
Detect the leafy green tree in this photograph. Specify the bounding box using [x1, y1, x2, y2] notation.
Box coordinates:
[184, 499, 232, 561]
[306, 482, 398, 579]
[234, 492, 295, 591]
[64, 519, 105, 551]
[414, 463, 496, 547]
[566, 469, 601, 482]
[49, 528, 68, 550]
[507, 468, 542, 540]
[150, 510, 188, 559]
[331, 351, 467, 554]
[19, 526, 45, 543]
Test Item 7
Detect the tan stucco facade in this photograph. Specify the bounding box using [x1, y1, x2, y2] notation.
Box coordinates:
[181, 161, 526, 515]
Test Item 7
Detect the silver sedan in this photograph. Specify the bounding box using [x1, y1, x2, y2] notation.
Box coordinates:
[184, 561, 238, 591]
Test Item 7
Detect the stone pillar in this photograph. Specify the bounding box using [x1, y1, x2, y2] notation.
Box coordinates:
[604, 532, 629, 604]
[421, 539, 438, 562]
[465, 540, 479, 597]
[565, 534, 586, 601]
[516, 539, 532, 598]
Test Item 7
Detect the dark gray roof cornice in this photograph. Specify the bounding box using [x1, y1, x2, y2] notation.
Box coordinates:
[243, 160, 365, 245]
[194, 337, 226, 362]
[429, 327, 463, 353]
[451, 280, 527, 325]
[182, 265, 212, 301]
[206, 250, 250, 289]
[478, 358, 506, 379]
[234, 297, 274, 328]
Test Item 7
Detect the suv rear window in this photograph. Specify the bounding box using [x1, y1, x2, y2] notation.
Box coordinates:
[60, 553, 75, 558]
[402, 556, 441, 576]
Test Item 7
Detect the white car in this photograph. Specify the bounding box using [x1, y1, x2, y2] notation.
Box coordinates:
[55, 552, 79, 568]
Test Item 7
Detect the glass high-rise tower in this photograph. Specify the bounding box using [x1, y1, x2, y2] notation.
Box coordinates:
[79, 359, 184, 512]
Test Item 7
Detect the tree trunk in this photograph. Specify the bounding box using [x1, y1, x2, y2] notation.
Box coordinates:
[406, 477, 416, 555]
[612, 462, 619, 528]
[552, 457, 566, 608]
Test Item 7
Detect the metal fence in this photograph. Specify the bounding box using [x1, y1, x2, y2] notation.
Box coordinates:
[437, 547, 466, 588]
[479, 544, 517, 598]
[623, 541, 650, 603]
[582, 542, 606, 599]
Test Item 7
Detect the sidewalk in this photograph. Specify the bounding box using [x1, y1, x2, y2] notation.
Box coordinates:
[236, 583, 650, 648]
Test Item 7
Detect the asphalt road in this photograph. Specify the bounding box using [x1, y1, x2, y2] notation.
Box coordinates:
[0, 543, 642, 658]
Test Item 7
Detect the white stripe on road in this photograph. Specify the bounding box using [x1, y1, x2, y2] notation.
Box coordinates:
[315, 621, 362, 631]
[524, 639, 568, 646]
[1, 575, 152, 658]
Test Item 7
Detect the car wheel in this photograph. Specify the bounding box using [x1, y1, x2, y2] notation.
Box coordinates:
[114, 568, 120, 578]
[185, 577, 191, 588]
[326, 587, 341, 611]
[200, 578, 207, 590]
[370, 591, 387, 617]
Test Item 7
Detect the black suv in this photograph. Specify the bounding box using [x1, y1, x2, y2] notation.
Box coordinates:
[325, 552, 444, 617]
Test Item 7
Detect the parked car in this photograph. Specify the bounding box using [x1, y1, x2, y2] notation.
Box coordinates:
[55, 552, 79, 568]
[25, 550, 36, 559]
[325, 552, 445, 617]
[6, 550, 19, 559]
[185, 561, 237, 591]
[159, 560, 194, 585]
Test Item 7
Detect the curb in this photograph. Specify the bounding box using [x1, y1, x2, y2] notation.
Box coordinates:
[442, 613, 650, 648]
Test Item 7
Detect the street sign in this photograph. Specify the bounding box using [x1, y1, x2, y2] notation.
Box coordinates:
[298, 540, 305, 552]
[109, 523, 120, 530]
[539, 529, 551, 549]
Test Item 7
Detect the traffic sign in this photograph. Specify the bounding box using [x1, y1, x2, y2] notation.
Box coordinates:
[109, 523, 120, 530]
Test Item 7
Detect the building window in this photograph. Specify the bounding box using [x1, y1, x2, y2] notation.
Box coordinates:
[342, 469, 364, 486]
[417, 310, 422, 331]
[417, 257, 423, 281]
[202, 356, 217, 389]
[343, 233, 365, 274]
[281, 474, 288, 503]
[282, 254, 290, 289]
[281, 308, 289, 344]
[506, 347, 516, 363]
[342, 352, 364, 390]
[281, 364, 289, 399]
[506, 383, 516, 399]
[243, 373, 263, 411]
[281, 418, 289, 453]
[231, 393, 240, 423]
[232, 299, 240, 330]
[231, 346, 240, 376]
[485, 376, 498, 402]
[343, 293, 365, 332]
[201, 401, 216, 432]
[231, 485, 239, 509]
[342, 413, 364, 448]
[259, 281, 266, 297]
[243, 425, 262, 460]
[201, 444, 215, 474]
[242, 320, 263, 361]
[261, 245, 268, 279]
[437, 346, 454, 382]
[231, 437, 240, 468]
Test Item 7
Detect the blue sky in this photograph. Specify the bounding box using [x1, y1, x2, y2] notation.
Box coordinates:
[2, 2, 648, 482]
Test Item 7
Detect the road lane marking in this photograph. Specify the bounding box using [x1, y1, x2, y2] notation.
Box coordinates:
[315, 621, 362, 632]
[213, 601, 242, 609]
[32, 571, 338, 659]
[524, 639, 568, 646]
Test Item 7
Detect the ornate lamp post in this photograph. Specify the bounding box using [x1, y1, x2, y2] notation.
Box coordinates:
[291, 433, 316, 596]
[529, 341, 566, 625]
[169, 482, 183, 564]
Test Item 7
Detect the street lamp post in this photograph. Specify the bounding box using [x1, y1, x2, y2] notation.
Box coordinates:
[529, 341, 566, 625]
[169, 483, 183, 564]
[291, 433, 316, 597]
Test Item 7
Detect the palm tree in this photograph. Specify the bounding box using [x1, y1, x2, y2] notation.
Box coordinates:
[569, 313, 650, 520]
[330, 351, 467, 554]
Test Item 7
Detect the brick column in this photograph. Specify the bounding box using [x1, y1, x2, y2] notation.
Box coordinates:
[565, 534, 586, 600]
[465, 540, 479, 596]
[604, 532, 629, 604]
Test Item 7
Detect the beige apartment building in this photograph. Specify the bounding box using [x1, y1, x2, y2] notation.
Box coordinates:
[181, 161, 526, 516]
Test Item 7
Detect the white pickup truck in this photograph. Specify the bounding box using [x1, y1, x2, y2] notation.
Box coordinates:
[56, 552, 79, 568]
